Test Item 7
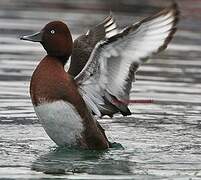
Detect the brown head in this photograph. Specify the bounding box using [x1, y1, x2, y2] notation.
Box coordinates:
[21, 21, 73, 64]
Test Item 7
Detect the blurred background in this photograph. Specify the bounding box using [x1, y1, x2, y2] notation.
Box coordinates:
[0, 0, 200, 34]
[0, 0, 201, 179]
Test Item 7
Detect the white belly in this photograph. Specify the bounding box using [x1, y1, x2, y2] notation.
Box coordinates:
[34, 100, 84, 146]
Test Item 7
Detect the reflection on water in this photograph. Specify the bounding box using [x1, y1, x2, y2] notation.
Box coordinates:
[0, 0, 201, 179]
[32, 145, 132, 176]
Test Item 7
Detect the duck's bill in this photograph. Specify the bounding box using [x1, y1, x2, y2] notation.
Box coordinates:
[20, 31, 42, 42]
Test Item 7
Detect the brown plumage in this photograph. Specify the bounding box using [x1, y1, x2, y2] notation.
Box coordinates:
[69, 14, 118, 77]
[22, 21, 110, 150]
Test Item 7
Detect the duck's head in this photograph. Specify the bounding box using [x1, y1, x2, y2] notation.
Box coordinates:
[21, 21, 73, 60]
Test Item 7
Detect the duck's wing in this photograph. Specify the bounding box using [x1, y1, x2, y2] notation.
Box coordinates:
[86, 13, 119, 41]
[75, 3, 179, 117]
[68, 14, 118, 77]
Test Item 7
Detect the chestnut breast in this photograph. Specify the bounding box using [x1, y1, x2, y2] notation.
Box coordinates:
[30, 55, 81, 107]
[30, 55, 110, 149]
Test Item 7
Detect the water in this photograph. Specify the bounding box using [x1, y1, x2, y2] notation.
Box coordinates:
[0, 1, 201, 179]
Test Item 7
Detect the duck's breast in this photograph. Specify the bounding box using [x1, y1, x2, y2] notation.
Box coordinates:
[34, 100, 84, 146]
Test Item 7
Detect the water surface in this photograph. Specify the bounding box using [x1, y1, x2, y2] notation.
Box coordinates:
[0, 1, 201, 179]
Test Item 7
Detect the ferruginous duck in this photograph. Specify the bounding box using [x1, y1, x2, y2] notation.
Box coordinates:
[20, 3, 179, 149]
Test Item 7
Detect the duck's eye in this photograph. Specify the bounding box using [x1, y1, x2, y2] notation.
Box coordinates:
[50, 30, 55, 34]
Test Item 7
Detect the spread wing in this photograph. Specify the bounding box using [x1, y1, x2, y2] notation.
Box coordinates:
[75, 3, 179, 117]
[68, 14, 118, 77]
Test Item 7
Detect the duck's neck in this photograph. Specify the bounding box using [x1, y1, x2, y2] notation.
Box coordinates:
[47, 54, 69, 67]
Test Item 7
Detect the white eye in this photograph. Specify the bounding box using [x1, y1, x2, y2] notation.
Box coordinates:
[50, 30, 55, 34]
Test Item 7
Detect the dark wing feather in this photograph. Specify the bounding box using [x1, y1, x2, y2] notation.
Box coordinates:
[68, 14, 118, 77]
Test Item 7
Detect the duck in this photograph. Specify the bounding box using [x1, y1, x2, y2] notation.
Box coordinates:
[20, 3, 179, 149]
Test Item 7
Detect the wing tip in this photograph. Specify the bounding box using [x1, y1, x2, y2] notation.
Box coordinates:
[104, 13, 119, 38]
[159, 1, 180, 18]
[86, 12, 118, 40]
[167, 1, 180, 26]
[150, 2, 180, 53]
[157, 2, 180, 53]
[143, 1, 180, 23]
[102, 12, 116, 28]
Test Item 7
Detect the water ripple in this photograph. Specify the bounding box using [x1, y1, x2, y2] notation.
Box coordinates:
[0, 1, 201, 179]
